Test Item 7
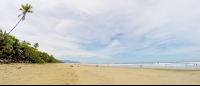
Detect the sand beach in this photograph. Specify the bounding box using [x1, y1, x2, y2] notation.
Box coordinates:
[0, 63, 200, 85]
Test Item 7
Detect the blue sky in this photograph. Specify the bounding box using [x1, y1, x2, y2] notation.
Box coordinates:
[1, 0, 200, 63]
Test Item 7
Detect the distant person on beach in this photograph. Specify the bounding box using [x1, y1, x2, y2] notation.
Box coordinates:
[140, 65, 142, 68]
[96, 65, 98, 67]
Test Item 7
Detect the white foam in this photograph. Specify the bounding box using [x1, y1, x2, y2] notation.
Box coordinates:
[81, 62, 200, 69]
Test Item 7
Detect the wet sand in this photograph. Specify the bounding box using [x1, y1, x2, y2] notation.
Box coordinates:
[0, 63, 200, 85]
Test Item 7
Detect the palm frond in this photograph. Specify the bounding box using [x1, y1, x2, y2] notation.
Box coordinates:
[21, 4, 25, 9]
[29, 5, 32, 9]
[26, 3, 29, 6]
[30, 5, 32, 9]
[27, 10, 33, 13]
[18, 14, 21, 18]
[19, 8, 23, 11]
[28, 5, 31, 9]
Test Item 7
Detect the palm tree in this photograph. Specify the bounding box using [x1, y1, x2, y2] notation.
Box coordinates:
[11, 39, 23, 62]
[22, 40, 31, 45]
[0, 30, 13, 63]
[0, 30, 13, 57]
[8, 3, 33, 34]
[34, 43, 39, 49]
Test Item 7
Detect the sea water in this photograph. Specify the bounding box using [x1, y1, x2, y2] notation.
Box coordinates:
[78, 62, 200, 69]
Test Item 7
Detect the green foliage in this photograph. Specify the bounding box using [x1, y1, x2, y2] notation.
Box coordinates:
[34, 57, 46, 63]
[0, 29, 62, 63]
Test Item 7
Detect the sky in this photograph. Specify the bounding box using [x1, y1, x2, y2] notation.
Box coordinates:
[1, 0, 200, 63]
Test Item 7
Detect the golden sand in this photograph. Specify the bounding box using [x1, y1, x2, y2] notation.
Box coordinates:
[0, 63, 200, 85]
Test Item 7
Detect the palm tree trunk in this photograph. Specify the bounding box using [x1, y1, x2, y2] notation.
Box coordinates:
[8, 18, 22, 34]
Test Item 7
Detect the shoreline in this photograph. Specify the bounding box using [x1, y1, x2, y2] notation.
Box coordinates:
[77, 64, 200, 72]
[70, 63, 200, 70]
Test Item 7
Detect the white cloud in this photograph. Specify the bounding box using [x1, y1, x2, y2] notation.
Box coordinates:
[107, 40, 120, 48]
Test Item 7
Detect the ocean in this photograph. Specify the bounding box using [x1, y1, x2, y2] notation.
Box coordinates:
[65, 62, 200, 69]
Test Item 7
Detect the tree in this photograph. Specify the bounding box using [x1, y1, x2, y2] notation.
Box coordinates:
[34, 43, 39, 49]
[22, 40, 31, 45]
[11, 39, 23, 62]
[8, 3, 33, 34]
[0, 30, 13, 60]
[20, 42, 35, 63]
